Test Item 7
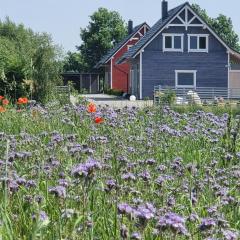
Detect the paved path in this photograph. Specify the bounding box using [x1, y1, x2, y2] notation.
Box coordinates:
[70, 94, 153, 108]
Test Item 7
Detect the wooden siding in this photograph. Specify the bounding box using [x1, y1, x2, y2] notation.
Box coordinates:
[112, 26, 148, 93]
[142, 27, 228, 98]
[229, 71, 240, 88]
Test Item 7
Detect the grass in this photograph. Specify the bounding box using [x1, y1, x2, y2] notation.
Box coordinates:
[0, 103, 239, 239]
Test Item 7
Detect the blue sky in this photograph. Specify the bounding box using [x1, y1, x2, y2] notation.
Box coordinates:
[0, 0, 239, 52]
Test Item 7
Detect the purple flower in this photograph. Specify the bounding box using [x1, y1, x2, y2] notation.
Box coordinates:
[222, 230, 239, 240]
[71, 158, 101, 178]
[157, 212, 188, 235]
[105, 179, 117, 191]
[138, 170, 151, 181]
[118, 203, 133, 215]
[199, 218, 216, 231]
[131, 232, 141, 240]
[121, 172, 136, 181]
[134, 203, 155, 220]
[49, 186, 66, 198]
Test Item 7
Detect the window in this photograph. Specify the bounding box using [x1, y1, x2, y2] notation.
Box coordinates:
[127, 45, 133, 50]
[163, 34, 184, 52]
[188, 34, 209, 52]
[175, 70, 197, 88]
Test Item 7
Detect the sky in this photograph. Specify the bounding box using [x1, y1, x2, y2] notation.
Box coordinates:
[0, 0, 239, 53]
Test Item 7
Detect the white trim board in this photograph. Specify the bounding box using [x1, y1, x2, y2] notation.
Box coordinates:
[139, 50, 143, 99]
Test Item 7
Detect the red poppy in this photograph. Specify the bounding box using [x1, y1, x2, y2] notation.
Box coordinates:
[2, 99, 9, 105]
[0, 106, 6, 113]
[87, 102, 97, 113]
[17, 97, 28, 104]
[94, 116, 104, 124]
[0, 96, 4, 101]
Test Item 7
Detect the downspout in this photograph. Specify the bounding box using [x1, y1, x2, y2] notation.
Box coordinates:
[139, 50, 143, 99]
[227, 51, 230, 99]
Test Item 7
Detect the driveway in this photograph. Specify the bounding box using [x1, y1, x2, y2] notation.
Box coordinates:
[71, 94, 153, 108]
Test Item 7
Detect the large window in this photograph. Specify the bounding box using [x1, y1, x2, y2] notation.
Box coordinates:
[163, 34, 184, 52]
[188, 34, 209, 52]
[175, 70, 197, 88]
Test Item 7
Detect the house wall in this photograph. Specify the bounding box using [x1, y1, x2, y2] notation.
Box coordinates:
[142, 26, 228, 98]
[112, 27, 147, 93]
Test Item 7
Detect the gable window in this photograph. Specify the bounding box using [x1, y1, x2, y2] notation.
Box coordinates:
[127, 45, 133, 50]
[163, 34, 184, 52]
[188, 34, 209, 52]
[175, 70, 197, 88]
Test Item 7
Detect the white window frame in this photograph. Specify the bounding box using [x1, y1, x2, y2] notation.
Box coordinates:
[188, 34, 209, 53]
[175, 70, 197, 88]
[163, 34, 184, 52]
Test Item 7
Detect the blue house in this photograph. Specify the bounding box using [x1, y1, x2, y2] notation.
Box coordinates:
[117, 1, 240, 99]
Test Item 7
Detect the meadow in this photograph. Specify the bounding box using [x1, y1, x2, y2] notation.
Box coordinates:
[0, 100, 239, 239]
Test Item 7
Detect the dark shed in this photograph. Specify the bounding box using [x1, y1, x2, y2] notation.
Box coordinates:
[61, 72, 100, 93]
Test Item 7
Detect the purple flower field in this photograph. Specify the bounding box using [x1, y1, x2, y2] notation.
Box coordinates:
[0, 103, 239, 239]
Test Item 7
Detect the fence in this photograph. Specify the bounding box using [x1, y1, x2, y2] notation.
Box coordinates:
[154, 86, 240, 105]
[55, 85, 71, 99]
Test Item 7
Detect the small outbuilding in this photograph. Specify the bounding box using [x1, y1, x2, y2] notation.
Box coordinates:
[61, 72, 100, 93]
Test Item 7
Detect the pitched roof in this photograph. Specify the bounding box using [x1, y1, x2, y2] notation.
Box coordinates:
[117, 2, 240, 64]
[95, 22, 149, 68]
[117, 3, 186, 64]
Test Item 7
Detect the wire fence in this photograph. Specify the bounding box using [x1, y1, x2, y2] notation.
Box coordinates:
[154, 86, 240, 105]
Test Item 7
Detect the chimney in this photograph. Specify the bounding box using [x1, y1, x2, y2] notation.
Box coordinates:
[128, 20, 133, 35]
[162, 0, 168, 20]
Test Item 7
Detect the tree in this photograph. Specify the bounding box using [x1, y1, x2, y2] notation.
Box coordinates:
[63, 51, 87, 72]
[0, 17, 63, 101]
[78, 8, 127, 71]
[192, 4, 240, 51]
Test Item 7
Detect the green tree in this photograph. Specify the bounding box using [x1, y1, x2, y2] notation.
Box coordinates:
[78, 8, 127, 71]
[63, 51, 87, 72]
[0, 17, 63, 102]
[192, 4, 240, 51]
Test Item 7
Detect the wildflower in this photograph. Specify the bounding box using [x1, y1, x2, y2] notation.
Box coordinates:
[118, 203, 133, 215]
[131, 232, 142, 240]
[222, 230, 238, 240]
[95, 116, 104, 124]
[87, 102, 96, 113]
[32, 211, 49, 226]
[71, 158, 101, 178]
[49, 186, 66, 198]
[134, 203, 156, 221]
[0, 106, 6, 113]
[2, 99, 9, 105]
[121, 172, 136, 181]
[199, 218, 216, 231]
[157, 212, 188, 235]
[17, 97, 28, 104]
[0, 96, 4, 100]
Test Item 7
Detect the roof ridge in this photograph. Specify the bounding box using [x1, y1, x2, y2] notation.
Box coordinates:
[116, 2, 188, 64]
[95, 22, 148, 68]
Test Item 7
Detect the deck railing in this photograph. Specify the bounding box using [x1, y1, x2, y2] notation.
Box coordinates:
[154, 86, 240, 105]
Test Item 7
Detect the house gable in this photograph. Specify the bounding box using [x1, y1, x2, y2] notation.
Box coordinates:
[118, 2, 240, 64]
[96, 23, 150, 68]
